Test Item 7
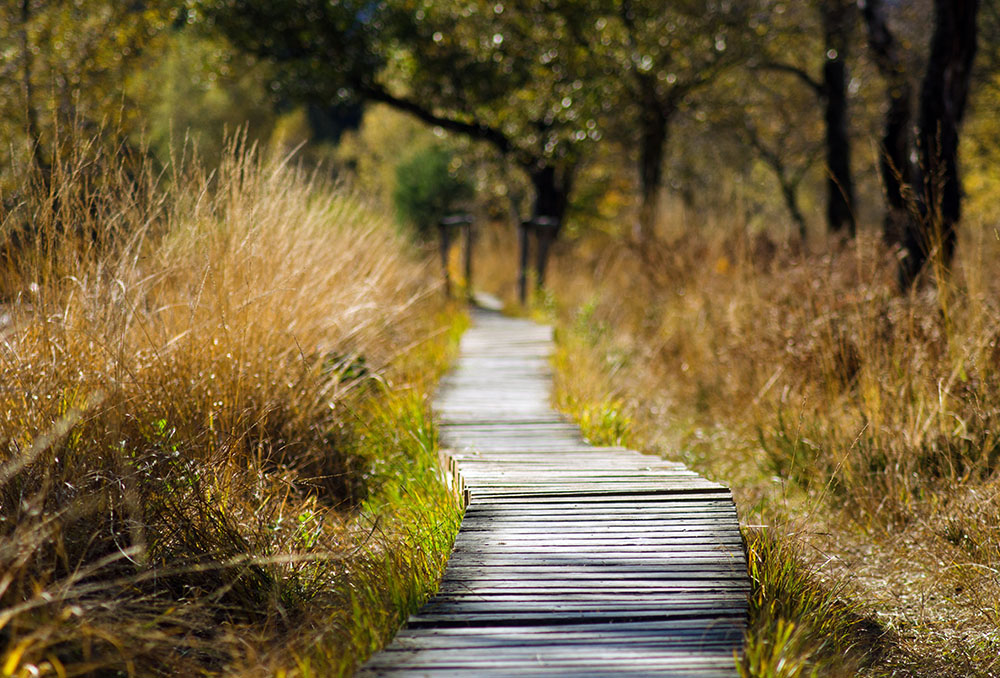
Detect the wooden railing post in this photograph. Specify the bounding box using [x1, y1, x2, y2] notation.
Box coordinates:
[519, 216, 560, 304]
[437, 221, 452, 298]
[531, 216, 559, 293]
[462, 220, 474, 300]
[517, 220, 530, 305]
[440, 214, 475, 300]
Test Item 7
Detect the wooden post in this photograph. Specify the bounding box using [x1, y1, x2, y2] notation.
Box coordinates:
[462, 221, 474, 300]
[532, 216, 559, 293]
[438, 222, 452, 298]
[442, 214, 475, 300]
[517, 220, 530, 305]
[518, 216, 559, 303]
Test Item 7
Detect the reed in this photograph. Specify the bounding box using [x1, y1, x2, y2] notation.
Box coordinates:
[0, 138, 461, 676]
[543, 209, 1000, 675]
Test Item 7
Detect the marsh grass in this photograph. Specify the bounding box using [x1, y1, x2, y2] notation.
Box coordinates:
[538, 210, 1000, 675]
[0, 139, 462, 676]
[740, 527, 885, 678]
[268, 385, 463, 678]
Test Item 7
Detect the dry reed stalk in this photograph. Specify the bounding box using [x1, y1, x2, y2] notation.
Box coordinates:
[535, 206, 1000, 675]
[0, 139, 454, 676]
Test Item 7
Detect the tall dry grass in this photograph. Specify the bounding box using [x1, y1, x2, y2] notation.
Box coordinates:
[0, 140, 460, 676]
[541, 210, 1000, 675]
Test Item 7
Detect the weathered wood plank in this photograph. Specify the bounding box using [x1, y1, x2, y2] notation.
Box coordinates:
[360, 669, 737, 678]
[433, 583, 747, 593]
[450, 537, 746, 549]
[438, 564, 748, 576]
[387, 621, 745, 648]
[438, 570, 750, 582]
[465, 493, 735, 505]
[421, 595, 749, 608]
[455, 520, 741, 530]
[406, 608, 747, 628]
[365, 651, 739, 669]
[391, 618, 745, 636]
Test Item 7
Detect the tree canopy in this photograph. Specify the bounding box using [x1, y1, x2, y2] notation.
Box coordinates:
[0, 0, 993, 285]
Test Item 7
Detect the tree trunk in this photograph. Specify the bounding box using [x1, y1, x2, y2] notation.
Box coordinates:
[635, 79, 671, 243]
[20, 0, 47, 177]
[517, 220, 530, 304]
[901, 0, 979, 285]
[527, 163, 573, 296]
[821, 0, 856, 236]
[535, 228, 555, 292]
[862, 0, 915, 247]
[744, 126, 809, 242]
[531, 164, 571, 223]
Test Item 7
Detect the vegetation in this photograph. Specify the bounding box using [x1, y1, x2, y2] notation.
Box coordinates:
[543, 218, 1000, 675]
[0, 142, 463, 676]
[2, 0, 1000, 676]
[393, 144, 473, 238]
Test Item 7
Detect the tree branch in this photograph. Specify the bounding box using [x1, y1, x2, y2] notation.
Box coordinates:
[756, 61, 825, 98]
[359, 82, 516, 158]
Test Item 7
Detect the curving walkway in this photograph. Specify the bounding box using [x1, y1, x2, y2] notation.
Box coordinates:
[360, 309, 748, 677]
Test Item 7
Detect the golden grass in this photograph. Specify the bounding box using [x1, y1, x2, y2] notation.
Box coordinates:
[538, 210, 1000, 676]
[0, 139, 462, 676]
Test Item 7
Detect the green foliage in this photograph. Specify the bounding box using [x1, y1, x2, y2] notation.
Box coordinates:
[576, 398, 632, 447]
[392, 145, 472, 237]
[0, 0, 181, 180]
[296, 386, 464, 677]
[740, 528, 883, 677]
[196, 0, 609, 202]
[335, 104, 439, 207]
[142, 28, 279, 167]
[964, 70, 1000, 223]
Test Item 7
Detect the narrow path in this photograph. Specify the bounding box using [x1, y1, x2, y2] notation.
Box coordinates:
[360, 309, 748, 677]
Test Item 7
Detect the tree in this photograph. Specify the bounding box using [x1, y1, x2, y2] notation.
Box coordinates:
[687, 55, 826, 241]
[393, 144, 472, 237]
[973, 0, 999, 92]
[899, 0, 980, 284]
[605, 0, 759, 243]
[819, 0, 857, 236]
[200, 0, 607, 291]
[0, 0, 181, 184]
[139, 28, 282, 168]
[861, 0, 915, 247]
[741, 89, 822, 240]
[861, 0, 981, 286]
[757, 0, 858, 237]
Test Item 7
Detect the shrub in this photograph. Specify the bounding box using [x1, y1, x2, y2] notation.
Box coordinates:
[392, 144, 472, 238]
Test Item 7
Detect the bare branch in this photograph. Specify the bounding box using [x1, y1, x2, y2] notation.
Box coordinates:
[756, 61, 825, 98]
[359, 83, 516, 159]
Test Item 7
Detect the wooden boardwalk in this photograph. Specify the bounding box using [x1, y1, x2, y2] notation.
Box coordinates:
[360, 309, 748, 677]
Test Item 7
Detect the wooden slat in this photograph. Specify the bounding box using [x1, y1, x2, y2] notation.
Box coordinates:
[360, 309, 747, 677]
